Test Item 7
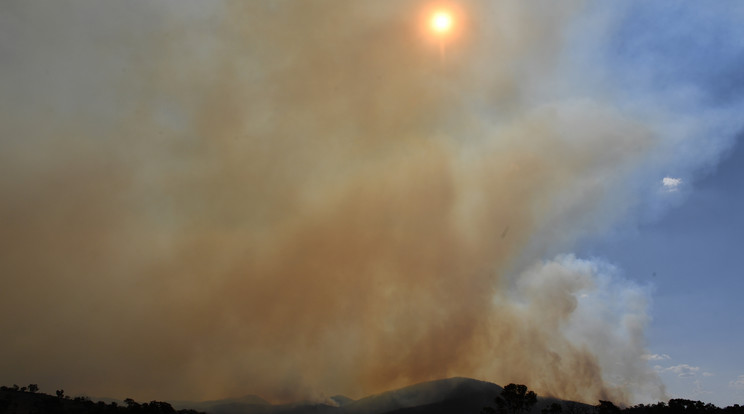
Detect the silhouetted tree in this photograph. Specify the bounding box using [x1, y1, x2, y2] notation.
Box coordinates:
[125, 397, 141, 409]
[483, 383, 538, 414]
[56, 389, 65, 398]
[722, 405, 744, 414]
[667, 399, 720, 414]
[597, 400, 621, 414]
[28, 383, 39, 393]
[144, 400, 177, 413]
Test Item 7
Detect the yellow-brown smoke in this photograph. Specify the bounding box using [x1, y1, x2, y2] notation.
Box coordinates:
[0, 0, 665, 404]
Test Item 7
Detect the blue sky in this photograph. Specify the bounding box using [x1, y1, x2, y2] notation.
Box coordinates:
[579, 136, 744, 406]
[573, 1, 744, 405]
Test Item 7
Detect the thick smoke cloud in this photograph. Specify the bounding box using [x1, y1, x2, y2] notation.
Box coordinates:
[1, 0, 738, 405]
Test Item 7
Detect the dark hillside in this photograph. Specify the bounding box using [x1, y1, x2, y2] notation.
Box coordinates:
[344, 377, 501, 414]
[4, 379, 744, 414]
[0, 386, 204, 414]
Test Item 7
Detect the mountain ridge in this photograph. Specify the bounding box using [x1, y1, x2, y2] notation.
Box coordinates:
[171, 377, 583, 414]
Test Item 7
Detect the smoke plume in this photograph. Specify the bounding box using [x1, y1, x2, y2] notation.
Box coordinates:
[2, 0, 739, 405]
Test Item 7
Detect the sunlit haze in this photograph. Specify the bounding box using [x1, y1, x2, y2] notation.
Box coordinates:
[431, 11, 453, 33]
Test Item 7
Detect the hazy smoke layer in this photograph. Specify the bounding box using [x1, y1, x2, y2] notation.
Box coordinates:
[3, 0, 738, 404]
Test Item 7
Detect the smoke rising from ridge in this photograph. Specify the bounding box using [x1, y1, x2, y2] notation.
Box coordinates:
[2, 0, 740, 405]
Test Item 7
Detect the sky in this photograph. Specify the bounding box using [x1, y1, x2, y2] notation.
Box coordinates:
[579, 135, 744, 406]
[1, 0, 743, 408]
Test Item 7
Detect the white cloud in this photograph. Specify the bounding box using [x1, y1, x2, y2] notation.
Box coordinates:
[692, 378, 713, 396]
[643, 353, 671, 361]
[662, 176, 682, 192]
[662, 364, 700, 378]
[730, 375, 744, 390]
[702, 372, 714, 377]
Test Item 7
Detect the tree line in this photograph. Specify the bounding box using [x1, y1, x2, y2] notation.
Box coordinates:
[483, 383, 744, 414]
[0, 384, 204, 414]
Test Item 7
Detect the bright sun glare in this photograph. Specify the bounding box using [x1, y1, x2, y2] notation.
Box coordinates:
[430, 11, 453, 33]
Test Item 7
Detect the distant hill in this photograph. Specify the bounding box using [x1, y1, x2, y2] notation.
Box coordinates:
[170, 377, 585, 414]
[329, 396, 354, 407]
[342, 377, 501, 414]
[171, 395, 270, 414]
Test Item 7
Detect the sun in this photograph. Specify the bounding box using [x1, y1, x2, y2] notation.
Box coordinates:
[420, 5, 463, 61]
[430, 11, 453, 34]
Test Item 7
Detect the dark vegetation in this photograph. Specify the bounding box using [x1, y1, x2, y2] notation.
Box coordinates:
[2, 380, 743, 414]
[0, 384, 204, 414]
[482, 383, 538, 414]
[483, 383, 744, 414]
